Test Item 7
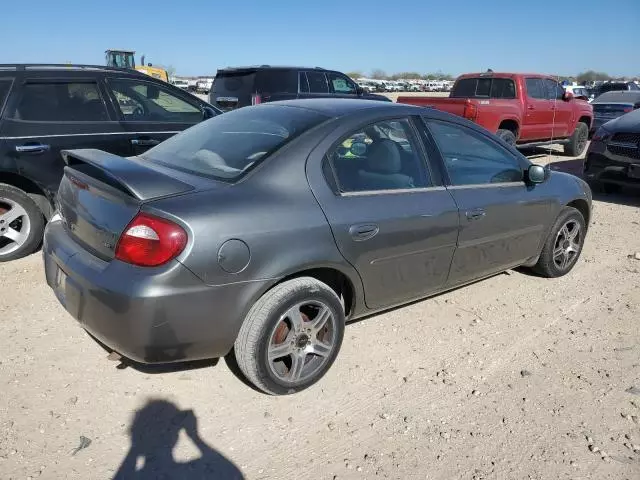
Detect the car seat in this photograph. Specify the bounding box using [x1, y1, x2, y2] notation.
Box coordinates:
[357, 139, 415, 190]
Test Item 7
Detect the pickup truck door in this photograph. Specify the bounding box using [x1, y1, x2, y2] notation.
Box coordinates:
[521, 78, 553, 141]
[544, 79, 572, 138]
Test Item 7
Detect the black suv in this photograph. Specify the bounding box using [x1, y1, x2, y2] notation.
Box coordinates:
[0, 64, 220, 261]
[210, 65, 390, 110]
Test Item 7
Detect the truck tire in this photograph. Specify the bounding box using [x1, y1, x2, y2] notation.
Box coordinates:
[0, 183, 45, 262]
[564, 122, 589, 157]
[234, 277, 345, 395]
[496, 129, 516, 146]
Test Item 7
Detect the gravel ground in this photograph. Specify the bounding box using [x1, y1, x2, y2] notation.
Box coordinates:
[1, 145, 639, 480]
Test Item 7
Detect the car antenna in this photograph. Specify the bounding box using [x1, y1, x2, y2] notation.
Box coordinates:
[548, 75, 559, 163]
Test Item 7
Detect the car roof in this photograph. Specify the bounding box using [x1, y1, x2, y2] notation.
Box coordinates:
[262, 98, 419, 117]
[456, 72, 553, 79]
[217, 65, 327, 73]
[593, 91, 640, 103]
[0, 64, 150, 78]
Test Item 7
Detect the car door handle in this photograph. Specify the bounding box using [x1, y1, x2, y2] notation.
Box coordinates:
[349, 224, 379, 241]
[131, 138, 161, 147]
[465, 209, 486, 221]
[15, 143, 50, 153]
[527, 105, 535, 110]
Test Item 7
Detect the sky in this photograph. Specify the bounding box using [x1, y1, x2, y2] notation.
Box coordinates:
[3, 0, 639, 78]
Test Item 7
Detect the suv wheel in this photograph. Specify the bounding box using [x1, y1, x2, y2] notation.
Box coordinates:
[0, 184, 45, 262]
[234, 277, 345, 395]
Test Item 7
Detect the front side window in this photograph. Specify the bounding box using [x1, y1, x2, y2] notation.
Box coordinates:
[327, 118, 430, 193]
[108, 79, 202, 122]
[427, 120, 523, 186]
[12, 82, 108, 122]
[525, 78, 546, 99]
[543, 79, 564, 100]
[142, 105, 328, 181]
[305, 72, 329, 94]
[256, 70, 298, 94]
[327, 73, 357, 94]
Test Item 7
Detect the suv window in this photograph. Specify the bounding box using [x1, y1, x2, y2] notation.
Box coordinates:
[256, 70, 298, 94]
[427, 120, 523, 186]
[525, 78, 546, 99]
[327, 72, 357, 94]
[108, 79, 202, 122]
[327, 118, 430, 193]
[543, 79, 564, 100]
[306, 72, 329, 94]
[11, 82, 108, 122]
[142, 105, 328, 181]
[0, 79, 12, 116]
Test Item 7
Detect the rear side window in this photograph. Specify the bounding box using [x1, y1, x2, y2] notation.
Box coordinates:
[525, 78, 545, 99]
[256, 70, 298, 94]
[142, 105, 328, 181]
[451, 77, 516, 99]
[0, 79, 13, 116]
[306, 72, 329, 94]
[11, 82, 109, 122]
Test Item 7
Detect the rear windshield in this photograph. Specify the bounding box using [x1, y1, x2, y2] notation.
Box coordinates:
[141, 105, 328, 181]
[451, 77, 516, 99]
[213, 71, 257, 96]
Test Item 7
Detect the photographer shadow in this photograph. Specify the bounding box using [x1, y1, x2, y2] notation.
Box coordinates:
[113, 399, 244, 480]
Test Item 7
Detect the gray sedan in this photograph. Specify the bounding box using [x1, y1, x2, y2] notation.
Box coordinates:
[43, 99, 592, 395]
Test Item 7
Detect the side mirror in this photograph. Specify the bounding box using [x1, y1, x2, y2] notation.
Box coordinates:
[562, 91, 574, 102]
[527, 164, 547, 184]
[202, 106, 217, 120]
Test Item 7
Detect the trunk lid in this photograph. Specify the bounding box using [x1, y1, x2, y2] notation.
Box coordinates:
[57, 149, 195, 260]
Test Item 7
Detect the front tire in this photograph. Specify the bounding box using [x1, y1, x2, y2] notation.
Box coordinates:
[234, 277, 345, 395]
[533, 206, 586, 278]
[0, 184, 45, 262]
[564, 122, 589, 157]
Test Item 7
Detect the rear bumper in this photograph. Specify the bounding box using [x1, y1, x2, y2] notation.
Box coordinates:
[43, 220, 269, 364]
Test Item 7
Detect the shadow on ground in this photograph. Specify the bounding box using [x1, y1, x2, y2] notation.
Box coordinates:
[113, 399, 244, 479]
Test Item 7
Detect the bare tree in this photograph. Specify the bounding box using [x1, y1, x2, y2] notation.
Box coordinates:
[370, 69, 387, 80]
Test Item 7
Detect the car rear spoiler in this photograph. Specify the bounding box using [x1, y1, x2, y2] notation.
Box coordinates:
[61, 149, 194, 202]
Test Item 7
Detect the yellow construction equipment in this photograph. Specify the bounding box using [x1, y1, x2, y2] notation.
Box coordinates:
[105, 50, 168, 82]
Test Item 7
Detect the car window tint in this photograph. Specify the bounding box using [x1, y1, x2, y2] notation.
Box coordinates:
[141, 105, 328, 181]
[256, 70, 298, 94]
[0, 79, 12, 115]
[490, 79, 516, 99]
[109, 79, 202, 123]
[543, 79, 563, 100]
[12, 82, 108, 122]
[327, 73, 357, 94]
[525, 78, 545, 99]
[450, 78, 476, 97]
[306, 72, 329, 94]
[298, 72, 310, 93]
[327, 118, 430, 193]
[427, 120, 523, 186]
[476, 78, 491, 97]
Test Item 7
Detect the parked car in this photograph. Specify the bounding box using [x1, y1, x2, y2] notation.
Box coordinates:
[590, 91, 640, 134]
[171, 79, 190, 90]
[397, 72, 593, 156]
[0, 64, 220, 261]
[563, 85, 589, 100]
[43, 99, 592, 395]
[196, 78, 214, 94]
[584, 108, 640, 193]
[591, 82, 640, 101]
[210, 66, 391, 110]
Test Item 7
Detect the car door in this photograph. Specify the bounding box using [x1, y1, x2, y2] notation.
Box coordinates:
[104, 77, 208, 156]
[521, 78, 553, 141]
[306, 115, 460, 310]
[0, 77, 128, 200]
[424, 118, 552, 287]
[544, 78, 571, 138]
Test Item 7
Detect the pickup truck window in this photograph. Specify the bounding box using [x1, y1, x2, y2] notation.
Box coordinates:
[543, 79, 564, 100]
[451, 78, 516, 99]
[525, 78, 546, 99]
[427, 120, 523, 186]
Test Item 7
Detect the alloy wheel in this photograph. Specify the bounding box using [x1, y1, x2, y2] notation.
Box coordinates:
[553, 220, 581, 271]
[0, 198, 31, 257]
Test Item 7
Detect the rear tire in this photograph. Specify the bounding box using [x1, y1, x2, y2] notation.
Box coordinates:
[0, 184, 45, 262]
[234, 277, 345, 395]
[533, 206, 586, 278]
[496, 129, 517, 146]
[564, 122, 589, 157]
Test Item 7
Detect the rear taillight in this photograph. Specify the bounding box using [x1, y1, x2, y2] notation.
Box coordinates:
[115, 213, 187, 267]
[463, 100, 478, 120]
[251, 93, 262, 105]
[623, 107, 633, 113]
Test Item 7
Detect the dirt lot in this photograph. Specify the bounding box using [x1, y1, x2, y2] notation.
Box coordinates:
[1, 140, 640, 479]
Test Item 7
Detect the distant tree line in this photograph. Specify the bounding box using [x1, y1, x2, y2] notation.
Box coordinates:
[345, 69, 638, 83]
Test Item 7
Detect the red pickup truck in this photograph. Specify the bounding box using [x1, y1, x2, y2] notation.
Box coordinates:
[397, 72, 593, 156]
